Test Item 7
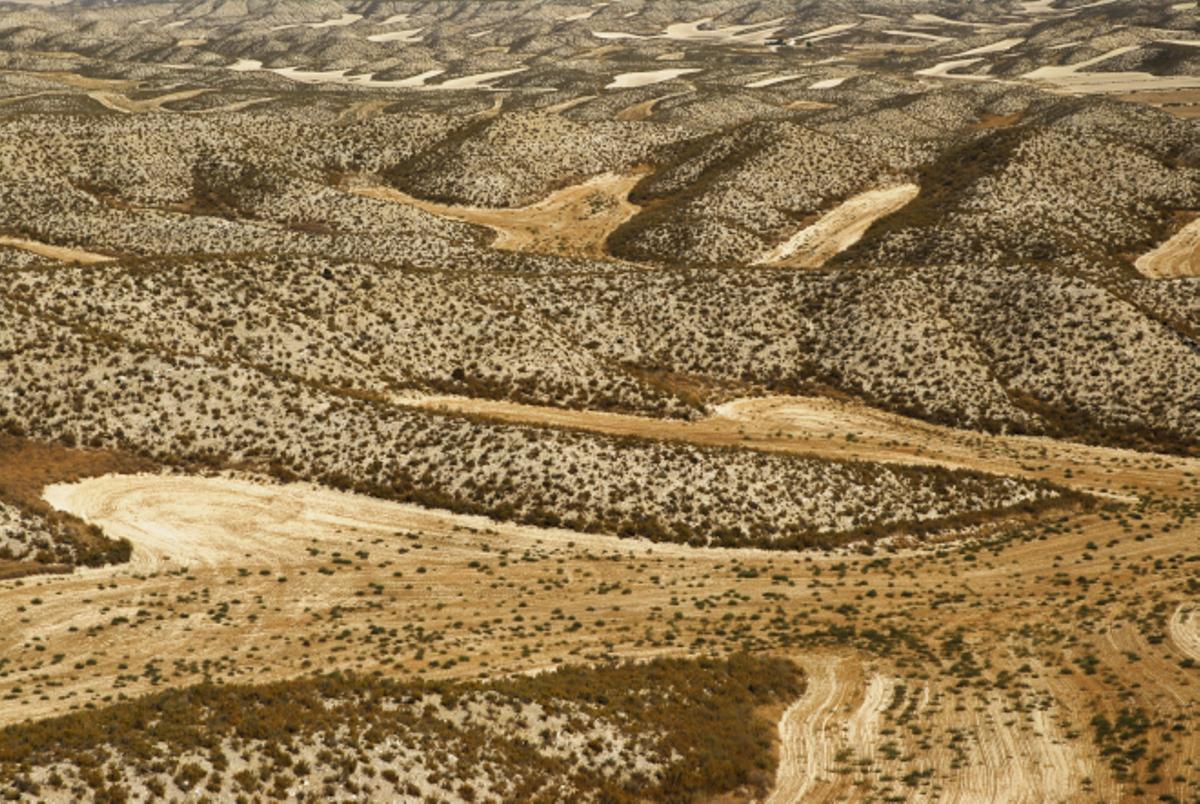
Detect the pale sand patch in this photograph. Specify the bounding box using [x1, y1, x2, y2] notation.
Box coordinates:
[1169, 605, 1200, 661]
[755, 183, 918, 268]
[1136, 215, 1200, 278]
[0, 236, 115, 264]
[1023, 44, 1140, 77]
[794, 23, 858, 41]
[809, 76, 848, 89]
[354, 170, 645, 260]
[42, 472, 742, 577]
[787, 99, 837, 110]
[661, 16, 786, 46]
[227, 60, 523, 92]
[605, 68, 700, 89]
[915, 57, 986, 78]
[436, 67, 527, 90]
[592, 30, 643, 40]
[542, 94, 595, 113]
[562, 5, 605, 22]
[176, 38, 206, 47]
[1023, 45, 1200, 93]
[377, 13, 409, 25]
[366, 28, 423, 43]
[955, 37, 1025, 56]
[882, 29, 952, 42]
[911, 12, 998, 28]
[746, 73, 806, 88]
[86, 87, 211, 114]
[766, 657, 854, 804]
[1020, 0, 1115, 12]
[592, 16, 784, 46]
[269, 12, 362, 32]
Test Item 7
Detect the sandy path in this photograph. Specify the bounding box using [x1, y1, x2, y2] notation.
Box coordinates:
[1135, 215, 1200, 278]
[1169, 605, 1200, 661]
[808, 77, 849, 90]
[844, 673, 893, 754]
[766, 661, 1097, 803]
[86, 87, 211, 114]
[395, 392, 1197, 499]
[366, 28, 423, 43]
[0, 235, 115, 264]
[754, 183, 919, 268]
[746, 74, 805, 88]
[354, 171, 645, 259]
[767, 656, 853, 803]
[883, 29, 952, 43]
[955, 37, 1025, 56]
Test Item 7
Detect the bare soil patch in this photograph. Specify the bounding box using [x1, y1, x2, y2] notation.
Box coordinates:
[355, 171, 646, 259]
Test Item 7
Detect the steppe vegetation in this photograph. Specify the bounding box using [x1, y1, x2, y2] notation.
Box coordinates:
[0, 0, 1198, 800]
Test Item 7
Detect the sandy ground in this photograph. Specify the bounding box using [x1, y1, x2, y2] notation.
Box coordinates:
[808, 77, 849, 89]
[366, 29, 423, 44]
[614, 92, 684, 120]
[916, 58, 988, 80]
[228, 61, 524, 92]
[1170, 606, 1200, 662]
[86, 88, 211, 114]
[883, 29, 952, 43]
[395, 392, 1198, 499]
[354, 171, 645, 259]
[766, 656, 854, 803]
[0, 235, 115, 264]
[1023, 45, 1200, 93]
[1135, 215, 1200, 277]
[592, 16, 784, 46]
[269, 13, 361, 32]
[2, 388, 1197, 797]
[605, 68, 700, 89]
[746, 74, 805, 88]
[754, 184, 919, 268]
[955, 37, 1025, 57]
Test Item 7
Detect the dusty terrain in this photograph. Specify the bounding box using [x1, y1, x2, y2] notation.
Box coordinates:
[354, 170, 645, 259]
[0, 0, 1199, 800]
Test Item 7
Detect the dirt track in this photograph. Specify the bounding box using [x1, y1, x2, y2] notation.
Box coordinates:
[399, 392, 1199, 499]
